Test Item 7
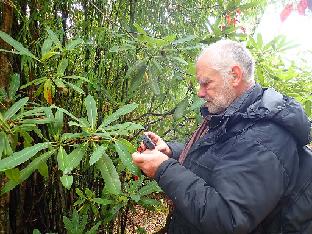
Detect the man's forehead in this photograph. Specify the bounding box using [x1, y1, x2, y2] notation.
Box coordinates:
[196, 65, 219, 77]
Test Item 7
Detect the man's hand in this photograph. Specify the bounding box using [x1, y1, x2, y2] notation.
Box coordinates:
[139, 132, 172, 157]
[132, 150, 169, 178]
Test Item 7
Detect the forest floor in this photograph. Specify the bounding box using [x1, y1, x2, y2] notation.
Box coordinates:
[125, 193, 170, 233]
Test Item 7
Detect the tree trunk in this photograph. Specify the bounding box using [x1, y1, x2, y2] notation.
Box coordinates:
[0, 0, 13, 96]
[0, 1, 13, 233]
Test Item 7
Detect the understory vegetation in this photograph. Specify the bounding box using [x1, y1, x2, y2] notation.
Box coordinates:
[0, 0, 311, 233]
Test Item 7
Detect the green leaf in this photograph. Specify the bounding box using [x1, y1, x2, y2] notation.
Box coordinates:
[47, 29, 62, 50]
[96, 154, 121, 195]
[37, 161, 49, 178]
[62, 75, 90, 83]
[63, 80, 85, 94]
[0, 142, 50, 172]
[63, 210, 87, 234]
[0, 31, 37, 59]
[33, 229, 41, 234]
[86, 221, 101, 234]
[130, 194, 141, 202]
[57, 146, 67, 172]
[172, 35, 197, 45]
[54, 79, 66, 89]
[64, 147, 84, 174]
[3, 97, 29, 120]
[20, 130, 33, 147]
[68, 121, 83, 127]
[128, 61, 147, 93]
[20, 77, 47, 89]
[171, 56, 188, 66]
[54, 108, 64, 133]
[41, 51, 60, 61]
[93, 198, 112, 206]
[65, 38, 84, 50]
[257, 33, 263, 49]
[100, 103, 138, 127]
[103, 122, 144, 136]
[41, 38, 53, 57]
[57, 58, 68, 77]
[139, 198, 161, 207]
[174, 98, 189, 120]
[85, 95, 97, 129]
[148, 63, 160, 95]
[53, 106, 81, 123]
[1, 150, 54, 195]
[61, 133, 85, 141]
[8, 73, 20, 100]
[0, 131, 6, 159]
[115, 140, 140, 175]
[1, 131, 13, 156]
[60, 175, 73, 189]
[89, 145, 107, 166]
[20, 118, 53, 125]
[163, 34, 177, 44]
[133, 23, 147, 35]
[138, 181, 162, 196]
[5, 168, 21, 182]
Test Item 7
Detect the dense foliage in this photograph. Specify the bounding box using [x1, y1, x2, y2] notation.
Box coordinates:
[0, 0, 311, 233]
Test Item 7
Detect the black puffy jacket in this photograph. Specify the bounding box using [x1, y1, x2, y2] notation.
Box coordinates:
[155, 84, 311, 234]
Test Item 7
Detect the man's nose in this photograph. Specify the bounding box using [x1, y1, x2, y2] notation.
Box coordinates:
[197, 87, 206, 98]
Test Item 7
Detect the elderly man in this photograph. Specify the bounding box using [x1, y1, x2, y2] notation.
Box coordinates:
[132, 39, 311, 233]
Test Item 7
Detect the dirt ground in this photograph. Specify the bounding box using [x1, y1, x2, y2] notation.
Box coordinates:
[125, 193, 170, 233]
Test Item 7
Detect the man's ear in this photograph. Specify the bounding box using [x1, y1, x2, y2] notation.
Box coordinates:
[231, 65, 243, 86]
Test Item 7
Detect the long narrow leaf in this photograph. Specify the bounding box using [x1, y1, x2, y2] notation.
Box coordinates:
[53, 106, 80, 123]
[4, 97, 29, 120]
[60, 175, 73, 189]
[0, 142, 50, 171]
[89, 145, 107, 166]
[99, 103, 138, 128]
[65, 38, 84, 50]
[57, 58, 69, 77]
[85, 95, 97, 129]
[62, 75, 90, 83]
[138, 181, 162, 196]
[63, 80, 85, 94]
[41, 38, 53, 56]
[57, 146, 67, 172]
[0, 131, 6, 159]
[115, 140, 140, 175]
[64, 147, 84, 174]
[47, 29, 62, 50]
[0, 31, 37, 59]
[96, 154, 121, 195]
[0, 150, 55, 195]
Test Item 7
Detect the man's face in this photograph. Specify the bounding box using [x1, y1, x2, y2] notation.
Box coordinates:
[196, 59, 237, 114]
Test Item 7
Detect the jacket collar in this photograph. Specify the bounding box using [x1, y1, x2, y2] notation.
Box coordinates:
[200, 84, 263, 117]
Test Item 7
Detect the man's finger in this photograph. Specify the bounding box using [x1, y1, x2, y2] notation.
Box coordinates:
[144, 131, 158, 142]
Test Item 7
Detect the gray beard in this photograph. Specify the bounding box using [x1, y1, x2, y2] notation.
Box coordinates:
[205, 83, 236, 114]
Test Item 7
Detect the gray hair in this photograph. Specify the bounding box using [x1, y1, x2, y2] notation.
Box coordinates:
[197, 39, 255, 83]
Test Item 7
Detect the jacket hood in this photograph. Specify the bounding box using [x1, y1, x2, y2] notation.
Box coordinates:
[246, 86, 311, 146]
[201, 84, 311, 146]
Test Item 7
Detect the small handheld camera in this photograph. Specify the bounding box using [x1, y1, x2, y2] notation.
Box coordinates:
[140, 135, 155, 150]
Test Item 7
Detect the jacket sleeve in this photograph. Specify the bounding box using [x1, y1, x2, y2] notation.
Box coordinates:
[155, 135, 294, 234]
[167, 141, 184, 160]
